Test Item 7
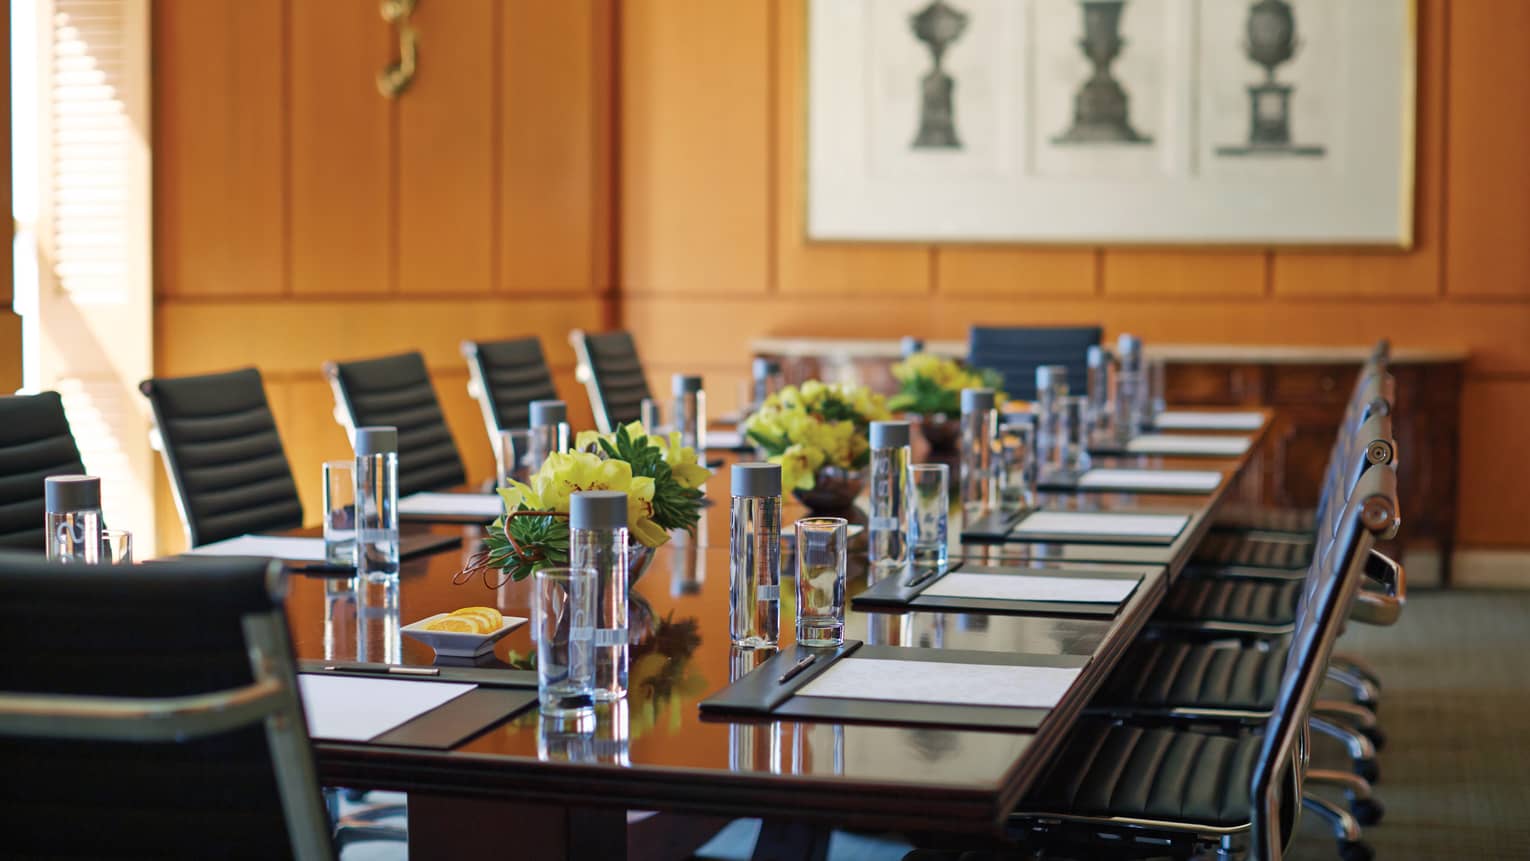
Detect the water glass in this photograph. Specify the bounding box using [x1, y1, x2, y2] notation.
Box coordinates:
[795, 517, 847, 646]
[534, 566, 598, 715]
[640, 398, 663, 433]
[999, 421, 1038, 511]
[1058, 396, 1092, 476]
[495, 429, 531, 486]
[322, 459, 356, 566]
[1147, 358, 1167, 421]
[101, 528, 133, 565]
[908, 464, 949, 568]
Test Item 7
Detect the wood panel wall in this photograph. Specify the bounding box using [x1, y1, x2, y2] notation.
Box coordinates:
[152, 0, 614, 552]
[618, 0, 1530, 550]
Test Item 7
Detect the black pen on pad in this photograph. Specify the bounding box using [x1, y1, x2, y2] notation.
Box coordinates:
[778, 655, 817, 684]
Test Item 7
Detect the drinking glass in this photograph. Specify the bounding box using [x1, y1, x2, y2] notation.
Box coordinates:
[1057, 396, 1092, 476]
[534, 566, 597, 715]
[322, 459, 356, 566]
[495, 429, 531, 487]
[795, 517, 847, 646]
[101, 528, 132, 564]
[908, 464, 949, 568]
[999, 421, 1038, 511]
[640, 398, 663, 433]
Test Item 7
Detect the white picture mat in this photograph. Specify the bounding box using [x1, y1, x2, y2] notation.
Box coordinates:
[397, 492, 504, 518]
[796, 657, 1081, 709]
[183, 535, 327, 561]
[807, 0, 1414, 244]
[1014, 511, 1189, 538]
[297, 674, 477, 742]
[922, 572, 1138, 604]
[1154, 411, 1265, 430]
[1126, 434, 1251, 456]
[1078, 468, 1223, 492]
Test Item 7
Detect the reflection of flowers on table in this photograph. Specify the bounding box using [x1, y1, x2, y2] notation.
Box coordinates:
[628, 613, 707, 738]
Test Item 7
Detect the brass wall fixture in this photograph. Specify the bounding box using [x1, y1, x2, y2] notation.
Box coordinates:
[377, 0, 418, 98]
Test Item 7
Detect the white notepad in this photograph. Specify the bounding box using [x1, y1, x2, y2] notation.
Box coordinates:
[706, 430, 745, 449]
[1126, 434, 1251, 456]
[795, 658, 1080, 710]
[1154, 410, 1264, 431]
[297, 674, 476, 742]
[922, 572, 1139, 604]
[1014, 511, 1189, 538]
[397, 492, 504, 518]
[1077, 468, 1223, 493]
[183, 535, 328, 561]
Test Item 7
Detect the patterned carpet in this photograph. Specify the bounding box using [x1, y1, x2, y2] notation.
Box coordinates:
[1287, 590, 1530, 860]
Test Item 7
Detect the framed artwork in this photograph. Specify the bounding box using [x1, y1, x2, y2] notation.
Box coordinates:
[806, 0, 1416, 246]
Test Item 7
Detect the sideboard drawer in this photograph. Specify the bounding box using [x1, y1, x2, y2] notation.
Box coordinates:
[1267, 365, 1357, 405]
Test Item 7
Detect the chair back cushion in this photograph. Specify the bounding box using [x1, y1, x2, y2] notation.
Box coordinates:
[328, 352, 466, 496]
[579, 331, 652, 431]
[0, 392, 86, 552]
[464, 337, 558, 432]
[0, 554, 328, 858]
[967, 325, 1102, 401]
[140, 368, 304, 547]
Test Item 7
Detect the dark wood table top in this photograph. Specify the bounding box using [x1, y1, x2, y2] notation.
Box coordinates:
[288, 415, 1270, 834]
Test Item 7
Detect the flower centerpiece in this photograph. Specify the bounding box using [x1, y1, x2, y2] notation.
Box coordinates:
[460, 423, 711, 587]
[887, 352, 1005, 453]
[743, 381, 892, 512]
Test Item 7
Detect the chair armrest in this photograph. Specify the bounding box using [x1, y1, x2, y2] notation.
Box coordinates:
[1350, 548, 1405, 626]
[0, 676, 286, 743]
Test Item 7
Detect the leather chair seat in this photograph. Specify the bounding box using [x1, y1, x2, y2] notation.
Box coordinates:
[1093, 640, 1285, 712]
[1157, 576, 1302, 628]
[1212, 503, 1316, 535]
[1190, 532, 1314, 570]
[1022, 719, 1257, 827]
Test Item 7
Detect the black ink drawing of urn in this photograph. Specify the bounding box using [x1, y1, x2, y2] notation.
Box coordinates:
[910, 0, 968, 149]
[1217, 0, 1325, 157]
[1054, 0, 1152, 145]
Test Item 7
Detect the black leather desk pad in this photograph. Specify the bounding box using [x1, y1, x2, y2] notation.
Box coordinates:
[852, 562, 1145, 618]
[286, 532, 462, 576]
[699, 642, 1089, 732]
[962, 508, 1189, 546]
[300, 661, 537, 750]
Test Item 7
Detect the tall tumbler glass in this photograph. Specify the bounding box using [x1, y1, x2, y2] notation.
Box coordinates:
[322, 459, 356, 566]
[534, 566, 597, 716]
[959, 388, 1000, 517]
[1057, 396, 1092, 476]
[1034, 364, 1069, 474]
[795, 517, 848, 646]
[569, 491, 629, 702]
[495, 429, 531, 487]
[640, 398, 663, 433]
[45, 475, 102, 563]
[1114, 333, 1144, 440]
[867, 421, 911, 572]
[999, 421, 1038, 511]
[672, 374, 706, 452]
[908, 464, 949, 568]
[354, 427, 399, 582]
[101, 528, 133, 565]
[1147, 358, 1167, 423]
[1085, 345, 1113, 444]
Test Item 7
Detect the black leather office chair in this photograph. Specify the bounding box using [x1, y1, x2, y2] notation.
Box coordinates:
[0, 554, 333, 858]
[323, 351, 467, 496]
[1010, 469, 1398, 861]
[0, 392, 87, 551]
[570, 329, 653, 432]
[966, 325, 1102, 401]
[140, 368, 305, 548]
[461, 337, 559, 441]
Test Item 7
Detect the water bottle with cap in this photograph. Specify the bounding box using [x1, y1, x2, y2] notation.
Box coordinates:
[1115, 334, 1144, 440]
[45, 475, 102, 563]
[899, 336, 925, 358]
[354, 426, 399, 581]
[672, 374, 706, 451]
[569, 490, 629, 701]
[960, 388, 1000, 516]
[750, 358, 783, 413]
[527, 399, 571, 472]
[1085, 345, 1112, 442]
[1035, 365, 1070, 480]
[868, 421, 911, 572]
[729, 462, 780, 648]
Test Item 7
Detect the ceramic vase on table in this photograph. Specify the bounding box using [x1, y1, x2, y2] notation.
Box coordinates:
[792, 466, 865, 515]
[917, 414, 961, 455]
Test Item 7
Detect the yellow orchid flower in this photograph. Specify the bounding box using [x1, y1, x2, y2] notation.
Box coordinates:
[773, 443, 826, 492]
[655, 430, 712, 490]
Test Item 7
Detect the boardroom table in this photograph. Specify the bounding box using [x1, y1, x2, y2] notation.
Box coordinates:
[278, 413, 1272, 860]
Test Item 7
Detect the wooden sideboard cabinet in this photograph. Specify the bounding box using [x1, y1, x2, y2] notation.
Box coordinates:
[1158, 349, 1466, 583]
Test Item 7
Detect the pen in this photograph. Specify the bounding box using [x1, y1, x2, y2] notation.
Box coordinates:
[906, 568, 939, 590]
[777, 654, 817, 684]
[324, 664, 440, 677]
